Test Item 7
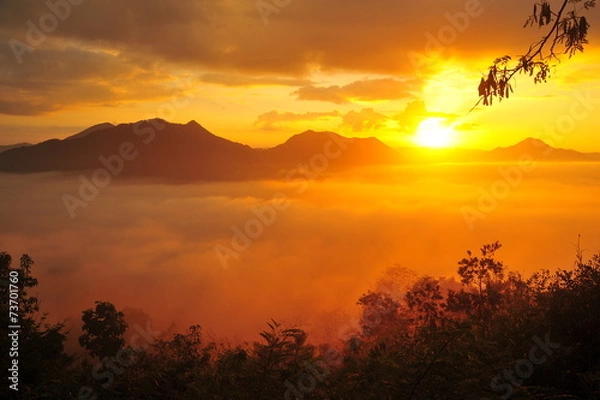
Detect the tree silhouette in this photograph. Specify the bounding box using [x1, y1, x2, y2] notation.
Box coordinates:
[79, 301, 128, 359]
[357, 290, 401, 337]
[4, 244, 599, 398]
[251, 320, 316, 399]
[457, 241, 505, 299]
[128, 325, 213, 398]
[475, 0, 595, 108]
[0, 252, 72, 398]
[405, 276, 445, 328]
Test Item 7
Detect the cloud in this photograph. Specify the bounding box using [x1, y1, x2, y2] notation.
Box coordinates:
[2, 0, 570, 79]
[395, 99, 457, 132]
[200, 73, 312, 87]
[1, 0, 599, 115]
[552, 53, 600, 85]
[255, 110, 341, 130]
[0, 43, 195, 115]
[295, 78, 417, 104]
[454, 122, 480, 131]
[341, 108, 389, 132]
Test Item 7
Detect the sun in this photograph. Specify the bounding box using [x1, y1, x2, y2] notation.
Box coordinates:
[414, 118, 455, 148]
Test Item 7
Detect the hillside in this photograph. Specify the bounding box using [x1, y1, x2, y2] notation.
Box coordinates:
[1, 121, 598, 181]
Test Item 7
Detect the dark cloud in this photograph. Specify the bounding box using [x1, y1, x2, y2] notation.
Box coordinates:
[0, 42, 192, 115]
[1, 0, 568, 77]
[295, 78, 417, 104]
[0, 0, 598, 114]
[200, 73, 311, 87]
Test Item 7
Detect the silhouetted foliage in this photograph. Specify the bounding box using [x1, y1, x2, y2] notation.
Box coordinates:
[5, 244, 600, 399]
[79, 301, 128, 359]
[405, 276, 445, 328]
[0, 252, 73, 399]
[475, 0, 596, 108]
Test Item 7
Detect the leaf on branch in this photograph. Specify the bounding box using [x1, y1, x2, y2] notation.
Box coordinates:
[539, 2, 553, 27]
[474, 0, 593, 109]
[478, 78, 486, 97]
[580, 16, 589, 37]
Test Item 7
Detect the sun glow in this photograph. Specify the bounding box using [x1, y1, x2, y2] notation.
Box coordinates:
[414, 118, 455, 148]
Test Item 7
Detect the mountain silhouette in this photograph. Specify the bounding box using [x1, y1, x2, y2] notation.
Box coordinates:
[0, 143, 31, 154]
[0, 120, 257, 181]
[0, 121, 598, 181]
[399, 138, 599, 164]
[488, 137, 595, 161]
[0, 120, 401, 181]
[64, 122, 116, 141]
[264, 130, 401, 171]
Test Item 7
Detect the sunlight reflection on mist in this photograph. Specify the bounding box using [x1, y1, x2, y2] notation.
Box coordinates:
[0, 162, 598, 342]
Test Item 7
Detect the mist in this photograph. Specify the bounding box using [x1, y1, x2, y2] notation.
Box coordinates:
[1, 162, 599, 344]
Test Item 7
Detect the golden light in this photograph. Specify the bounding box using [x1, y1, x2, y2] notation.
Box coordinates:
[414, 118, 455, 148]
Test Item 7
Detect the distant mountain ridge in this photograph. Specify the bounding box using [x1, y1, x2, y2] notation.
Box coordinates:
[64, 122, 116, 141]
[0, 120, 598, 181]
[489, 137, 597, 161]
[0, 143, 31, 154]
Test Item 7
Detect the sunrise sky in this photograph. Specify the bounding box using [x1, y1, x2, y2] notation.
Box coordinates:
[1, 0, 600, 151]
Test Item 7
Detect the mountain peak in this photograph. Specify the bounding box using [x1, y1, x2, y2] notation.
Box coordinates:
[493, 137, 552, 152]
[65, 122, 115, 141]
[186, 120, 202, 128]
[1, 121, 596, 180]
[515, 137, 550, 148]
[490, 137, 588, 161]
[282, 130, 334, 145]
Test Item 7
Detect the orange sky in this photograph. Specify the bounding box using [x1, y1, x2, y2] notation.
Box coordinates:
[1, 0, 600, 151]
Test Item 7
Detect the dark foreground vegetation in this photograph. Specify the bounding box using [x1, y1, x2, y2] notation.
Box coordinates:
[1, 242, 599, 399]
